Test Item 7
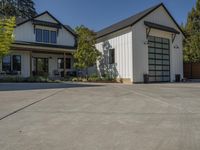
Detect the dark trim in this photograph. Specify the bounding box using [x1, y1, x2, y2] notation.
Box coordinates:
[32, 20, 62, 28]
[16, 11, 77, 38]
[96, 3, 185, 39]
[13, 41, 76, 50]
[144, 21, 180, 34]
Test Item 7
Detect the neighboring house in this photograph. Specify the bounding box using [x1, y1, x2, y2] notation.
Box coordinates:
[96, 3, 184, 83]
[0, 11, 77, 78]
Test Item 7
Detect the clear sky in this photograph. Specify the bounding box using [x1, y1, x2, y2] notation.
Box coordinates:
[34, 0, 196, 31]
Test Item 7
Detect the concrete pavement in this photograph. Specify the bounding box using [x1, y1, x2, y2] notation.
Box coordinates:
[0, 83, 200, 150]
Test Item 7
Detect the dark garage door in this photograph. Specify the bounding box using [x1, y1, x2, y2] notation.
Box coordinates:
[148, 36, 170, 82]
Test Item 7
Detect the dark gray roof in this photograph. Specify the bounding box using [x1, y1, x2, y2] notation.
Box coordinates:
[96, 3, 184, 38]
[64, 25, 77, 35]
[144, 21, 180, 34]
[13, 41, 76, 50]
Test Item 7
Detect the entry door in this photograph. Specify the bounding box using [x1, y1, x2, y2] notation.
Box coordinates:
[33, 58, 49, 76]
[148, 36, 170, 82]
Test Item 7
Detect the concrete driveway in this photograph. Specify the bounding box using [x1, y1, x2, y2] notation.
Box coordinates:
[0, 82, 200, 150]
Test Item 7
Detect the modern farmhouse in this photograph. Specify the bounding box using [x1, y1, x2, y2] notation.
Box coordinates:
[96, 3, 184, 83]
[0, 11, 77, 78]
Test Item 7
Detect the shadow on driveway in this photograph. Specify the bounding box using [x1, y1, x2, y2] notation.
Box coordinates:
[0, 82, 103, 91]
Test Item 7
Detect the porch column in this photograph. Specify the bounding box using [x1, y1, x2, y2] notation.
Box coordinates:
[64, 52, 66, 78]
[30, 51, 32, 76]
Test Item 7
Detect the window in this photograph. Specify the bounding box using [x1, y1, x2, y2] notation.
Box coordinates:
[57, 58, 71, 69]
[13, 55, 21, 71]
[43, 30, 49, 43]
[109, 49, 115, 64]
[36, 29, 42, 42]
[2, 56, 11, 72]
[36, 28, 57, 44]
[66, 58, 71, 69]
[50, 31, 57, 43]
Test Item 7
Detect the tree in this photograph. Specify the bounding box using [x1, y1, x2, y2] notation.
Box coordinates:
[0, 0, 37, 18]
[183, 0, 200, 63]
[0, 17, 16, 58]
[73, 25, 102, 78]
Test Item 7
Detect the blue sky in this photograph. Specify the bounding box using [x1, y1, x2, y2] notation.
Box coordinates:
[34, 0, 196, 31]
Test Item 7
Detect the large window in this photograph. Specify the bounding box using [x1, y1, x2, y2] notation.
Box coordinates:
[2, 55, 21, 72]
[36, 29, 57, 44]
[43, 30, 49, 43]
[36, 29, 42, 42]
[2, 56, 11, 72]
[109, 49, 115, 64]
[13, 55, 21, 71]
[58, 58, 71, 69]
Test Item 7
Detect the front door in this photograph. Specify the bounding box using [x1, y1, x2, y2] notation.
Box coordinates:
[33, 58, 49, 76]
[148, 36, 170, 82]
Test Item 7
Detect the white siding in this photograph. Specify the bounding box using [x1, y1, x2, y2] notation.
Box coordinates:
[132, 6, 184, 82]
[96, 28, 133, 82]
[14, 13, 75, 47]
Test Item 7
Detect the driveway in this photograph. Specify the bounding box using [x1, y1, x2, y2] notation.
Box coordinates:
[0, 82, 200, 150]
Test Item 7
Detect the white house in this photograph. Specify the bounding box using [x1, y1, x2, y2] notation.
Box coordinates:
[0, 11, 77, 78]
[96, 3, 184, 83]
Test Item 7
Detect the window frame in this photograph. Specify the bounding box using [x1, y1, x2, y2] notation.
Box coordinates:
[109, 49, 115, 64]
[35, 28, 57, 44]
[57, 58, 72, 69]
[12, 55, 21, 71]
[2, 55, 11, 72]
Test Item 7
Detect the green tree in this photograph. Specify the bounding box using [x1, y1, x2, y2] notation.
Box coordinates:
[0, 0, 37, 18]
[73, 25, 102, 78]
[0, 17, 16, 57]
[183, 0, 200, 62]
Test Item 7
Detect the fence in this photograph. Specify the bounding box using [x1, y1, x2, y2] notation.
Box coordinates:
[184, 63, 200, 79]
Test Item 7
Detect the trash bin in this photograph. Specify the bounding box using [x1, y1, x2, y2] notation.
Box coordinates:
[175, 74, 181, 82]
[144, 74, 149, 83]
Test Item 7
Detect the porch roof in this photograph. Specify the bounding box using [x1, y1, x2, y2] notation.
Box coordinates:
[12, 41, 76, 54]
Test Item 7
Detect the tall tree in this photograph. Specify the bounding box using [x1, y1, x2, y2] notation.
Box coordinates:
[0, 16, 16, 57]
[0, 0, 37, 18]
[73, 25, 102, 78]
[183, 0, 200, 62]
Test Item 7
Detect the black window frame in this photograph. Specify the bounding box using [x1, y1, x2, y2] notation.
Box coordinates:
[109, 49, 115, 64]
[12, 55, 21, 71]
[2, 55, 11, 72]
[35, 28, 57, 44]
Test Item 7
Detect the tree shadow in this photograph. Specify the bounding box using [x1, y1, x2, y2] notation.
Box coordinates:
[0, 82, 103, 91]
[98, 41, 119, 79]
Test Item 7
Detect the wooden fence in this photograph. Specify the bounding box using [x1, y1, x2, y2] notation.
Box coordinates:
[184, 63, 200, 79]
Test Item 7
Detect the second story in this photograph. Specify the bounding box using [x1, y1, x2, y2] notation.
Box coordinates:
[14, 11, 77, 48]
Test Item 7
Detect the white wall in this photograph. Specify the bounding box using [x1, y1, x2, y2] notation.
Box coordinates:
[96, 27, 133, 82]
[14, 13, 76, 47]
[132, 6, 184, 82]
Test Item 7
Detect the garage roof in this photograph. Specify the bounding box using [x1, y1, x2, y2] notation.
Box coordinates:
[96, 3, 184, 39]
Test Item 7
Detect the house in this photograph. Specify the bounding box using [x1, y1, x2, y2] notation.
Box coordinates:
[0, 11, 77, 78]
[96, 3, 184, 83]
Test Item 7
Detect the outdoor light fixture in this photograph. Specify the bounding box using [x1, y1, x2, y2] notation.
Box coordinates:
[174, 45, 179, 49]
[144, 41, 149, 45]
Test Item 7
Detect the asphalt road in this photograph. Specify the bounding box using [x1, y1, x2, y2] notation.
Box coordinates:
[0, 82, 200, 150]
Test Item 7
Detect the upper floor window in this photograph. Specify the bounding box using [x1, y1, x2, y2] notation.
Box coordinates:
[36, 29, 57, 44]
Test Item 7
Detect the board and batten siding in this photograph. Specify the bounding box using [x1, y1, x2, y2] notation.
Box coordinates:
[132, 6, 184, 82]
[96, 28, 133, 82]
[14, 14, 76, 47]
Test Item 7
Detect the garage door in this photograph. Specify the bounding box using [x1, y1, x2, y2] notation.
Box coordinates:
[148, 36, 170, 82]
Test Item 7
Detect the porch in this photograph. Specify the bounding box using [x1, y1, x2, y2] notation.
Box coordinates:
[0, 43, 76, 79]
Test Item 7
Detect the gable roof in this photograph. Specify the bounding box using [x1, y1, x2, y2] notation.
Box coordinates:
[16, 11, 77, 37]
[96, 3, 184, 39]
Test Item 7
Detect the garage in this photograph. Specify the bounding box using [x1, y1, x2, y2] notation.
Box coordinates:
[148, 36, 170, 82]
